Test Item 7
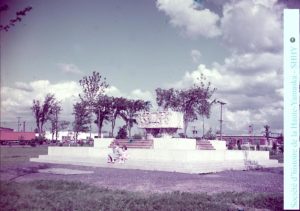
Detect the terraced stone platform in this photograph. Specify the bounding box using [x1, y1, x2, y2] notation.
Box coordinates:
[30, 138, 282, 174]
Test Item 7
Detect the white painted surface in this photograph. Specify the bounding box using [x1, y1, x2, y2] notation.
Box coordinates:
[94, 138, 113, 148]
[153, 138, 196, 150]
[46, 147, 270, 162]
[210, 140, 227, 150]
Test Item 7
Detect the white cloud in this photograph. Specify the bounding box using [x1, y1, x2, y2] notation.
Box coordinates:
[105, 86, 123, 97]
[58, 63, 83, 75]
[156, 0, 221, 38]
[129, 89, 154, 102]
[191, 49, 202, 63]
[157, 0, 283, 54]
[106, 86, 155, 106]
[172, 64, 243, 92]
[222, 52, 282, 75]
[1, 80, 81, 123]
[220, 0, 283, 53]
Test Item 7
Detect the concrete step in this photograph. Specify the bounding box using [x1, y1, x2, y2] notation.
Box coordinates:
[196, 141, 215, 150]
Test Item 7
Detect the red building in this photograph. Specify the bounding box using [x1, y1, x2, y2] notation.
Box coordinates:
[0, 127, 36, 145]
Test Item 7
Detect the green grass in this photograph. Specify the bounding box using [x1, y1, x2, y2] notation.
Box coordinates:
[0, 146, 48, 165]
[0, 146, 284, 210]
[0, 180, 283, 211]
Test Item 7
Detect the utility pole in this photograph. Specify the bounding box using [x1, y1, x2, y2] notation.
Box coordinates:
[217, 101, 226, 141]
[55, 108, 58, 141]
[23, 121, 26, 132]
[17, 117, 21, 132]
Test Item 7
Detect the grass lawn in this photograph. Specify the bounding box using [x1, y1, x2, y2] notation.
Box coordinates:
[0, 146, 284, 210]
[0, 180, 283, 211]
[0, 146, 48, 166]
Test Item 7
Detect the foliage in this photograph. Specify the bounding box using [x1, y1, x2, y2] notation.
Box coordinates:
[119, 99, 151, 138]
[73, 101, 91, 140]
[155, 74, 216, 137]
[132, 133, 143, 139]
[203, 127, 216, 140]
[0, 181, 283, 211]
[116, 125, 127, 139]
[263, 125, 270, 144]
[0, 4, 32, 32]
[256, 143, 260, 151]
[272, 141, 277, 151]
[79, 71, 108, 106]
[31, 93, 59, 137]
[48, 102, 62, 141]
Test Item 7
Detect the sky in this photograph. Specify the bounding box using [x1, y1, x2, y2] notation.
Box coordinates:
[1, 0, 299, 136]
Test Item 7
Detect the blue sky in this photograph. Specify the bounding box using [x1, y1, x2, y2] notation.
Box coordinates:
[1, 0, 299, 135]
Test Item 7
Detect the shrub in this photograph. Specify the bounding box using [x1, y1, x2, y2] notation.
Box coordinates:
[132, 134, 142, 139]
[272, 142, 277, 151]
[279, 145, 284, 153]
[116, 126, 127, 139]
[237, 140, 242, 150]
[227, 143, 234, 150]
[256, 143, 260, 151]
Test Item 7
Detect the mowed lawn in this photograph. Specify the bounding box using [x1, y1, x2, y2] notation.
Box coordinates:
[0, 146, 283, 211]
[0, 145, 48, 166]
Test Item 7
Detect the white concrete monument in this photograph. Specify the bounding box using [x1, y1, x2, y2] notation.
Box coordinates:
[136, 110, 183, 138]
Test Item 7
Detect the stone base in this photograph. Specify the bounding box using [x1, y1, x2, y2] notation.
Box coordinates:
[30, 146, 282, 174]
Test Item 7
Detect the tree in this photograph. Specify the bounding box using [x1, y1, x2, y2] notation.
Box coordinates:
[264, 125, 270, 145]
[78, 71, 109, 136]
[31, 93, 58, 137]
[49, 102, 62, 141]
[155, 75, 216, 137]
[93, 95, 114, 136]
[0, 4, 32, 32]
[79, 71, 108, 106]
[120, 99, 151, 138]
[73, 101, 91, 140]
[109, 97, 127, 137]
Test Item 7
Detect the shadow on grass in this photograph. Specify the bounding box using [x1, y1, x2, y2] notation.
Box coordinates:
[0, 180, 283, 211]
[9, 164, 50, 182]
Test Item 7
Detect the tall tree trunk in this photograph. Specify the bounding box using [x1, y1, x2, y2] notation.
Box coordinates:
[126, 121, 131, 138]
[98, 118, 103, 137]
[183, 118, 189, 138]
[55, 129, 58, 141]
[111, 118, 116, 138]
[39, 124, 43, 137]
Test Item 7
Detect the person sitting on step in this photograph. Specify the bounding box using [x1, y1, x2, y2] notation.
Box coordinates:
[107, 142, 122, 163]
[118, 145, 128, 164]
